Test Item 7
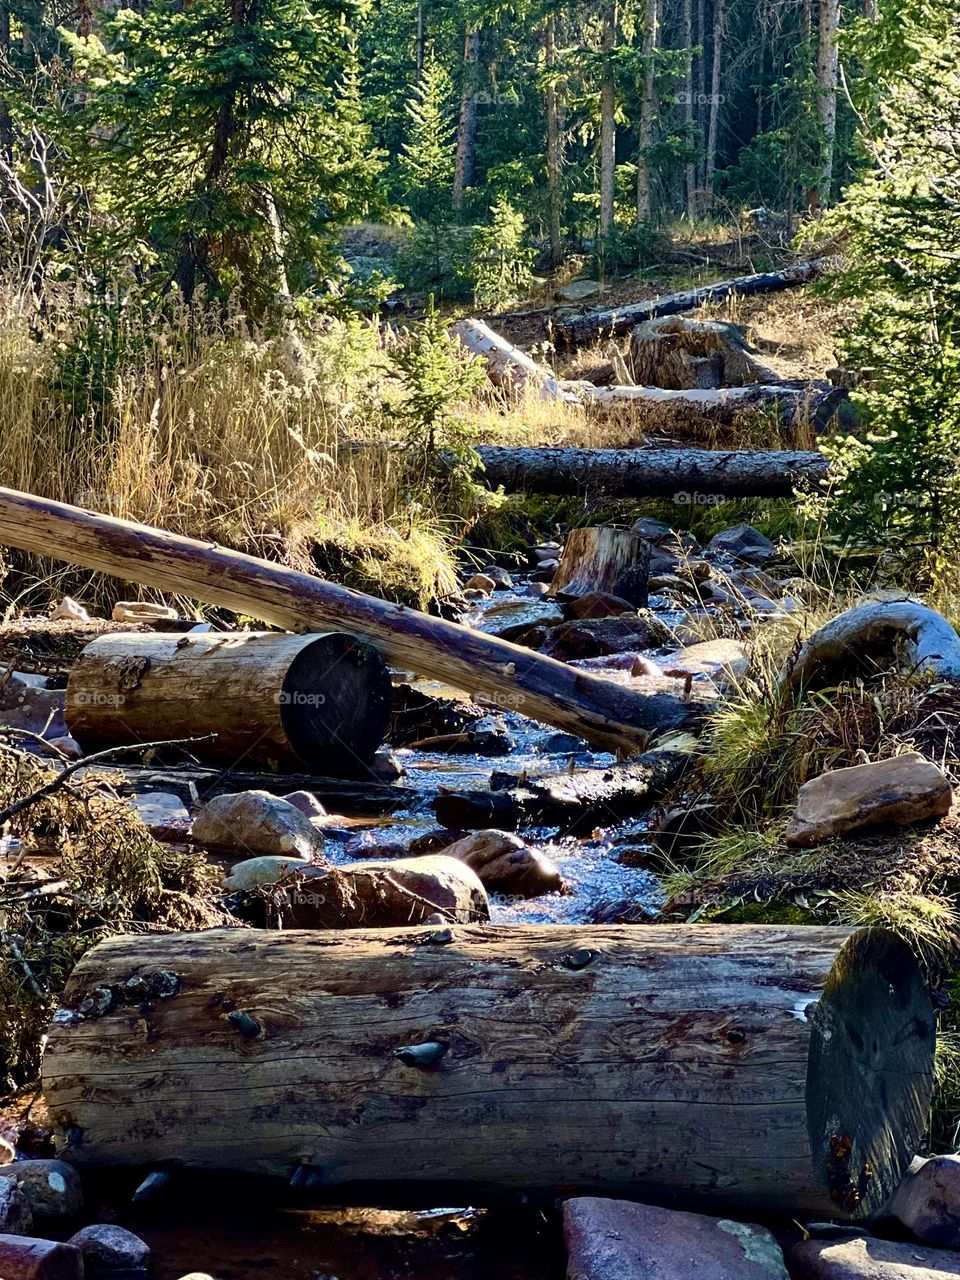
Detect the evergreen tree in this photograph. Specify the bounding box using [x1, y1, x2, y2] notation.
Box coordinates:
[398, 54, 455, 222]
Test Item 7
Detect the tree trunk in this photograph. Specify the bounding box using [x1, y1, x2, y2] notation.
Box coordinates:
[451, 318, 575, 401]
[553, 257, 826, 346]
[815, 0, 840, 205]
[65, 631, 393, 774]
[452, 27, 481, 212]
[545, 14, 563, 269]
[683, 0, 697, 219]
[42, 923, 934, 1219]
[696, 0, 707, 189]
[0, 487, 661, 754]
[636, 0, 659, 222]
[562, 380, 845, 430]
[434, 737, 697, 829]
[473, 445, 829, 499]
[599, 0, 618, 241]
[704, 0, 725, 197]
[627, 315, 782, 388]
[548, 526, 651, 606]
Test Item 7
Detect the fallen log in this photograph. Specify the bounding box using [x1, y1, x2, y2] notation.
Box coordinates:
[43, 922, 934, 1218]
[554, 257, 827, 347]
[0, 487, 684, 753]
[475, 445, 828, 499]
[450, 317, 576, 402]
[778, 601, 960, 697]
[572, 379, 845, 430]
[433, 735, 698, 830]
[66, 631, 393, 774]
[548, 526, 650, 607]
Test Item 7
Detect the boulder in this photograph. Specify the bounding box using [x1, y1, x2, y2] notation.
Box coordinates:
[563, 593, 637, 621]
[68, 1224, 150, 1274]
[284, 790, 327, 819]
[886, 1154, 960, 1249]
[0, 1179, 33, 1234]
[659, 639, 751, 687]
[706, 524, 776, 564]
[0, 673, 67, 739]
[438, 830, 566, 898]
[784, 753, 953, 848]
[223, 855, 313, 892]
[563, 1197, 789, 1280]
[191, 790, 325, 860]
[558, 279, 603, 301]
[0, 1161, 84, 1225]
[463, 573, 496, 594]
[0, 1235, 84, 1280]
[789, 1235, 960, 1278]
[538, 613, 673, 661]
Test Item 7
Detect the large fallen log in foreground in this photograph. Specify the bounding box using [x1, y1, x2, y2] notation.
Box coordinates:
[43, 923, 934, 1218]
[554, 257, 828, 347]
[476, 445, 828, 499]
[0, 487, 685, 753]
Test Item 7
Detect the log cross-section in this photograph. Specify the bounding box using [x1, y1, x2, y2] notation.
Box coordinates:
[42, 924, 934, 1219]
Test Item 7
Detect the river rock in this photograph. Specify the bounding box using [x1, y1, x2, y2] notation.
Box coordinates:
[68, 1224, 150, 1274]
[463, 573, 496, 594]
[130, 791, 191, 837]
[272, 855, 489, 928]
[538, 613, 672, 661]
[784, 753, 953, 848]
[0, 1235, 84, 1280]
[563, 1197, 789, 1279]
[707, 523, 776, 564]
[0, 1133, 14, 1166]
[284, 790, 327, 818]
[886, 1153, 960, 1248]
[563, 592, 637, 621]
[659, 638, 751, 686]
[223, 855, 313, 892]
[479, 565, 514, 590]
[0, 673, 67, 739]
[0, 1179, 33, 1234]
[191, 790, 324, 860]
[789, 1235, 960, 1278]
[0, 1161, 84, 1224]
[438, 830, 565, 897]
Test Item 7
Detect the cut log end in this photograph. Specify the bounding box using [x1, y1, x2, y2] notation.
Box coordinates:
[806, 929, 935, 1218]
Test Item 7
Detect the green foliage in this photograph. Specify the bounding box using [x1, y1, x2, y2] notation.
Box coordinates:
[398, 54, 456, 223]
[470, 196, 534, 308]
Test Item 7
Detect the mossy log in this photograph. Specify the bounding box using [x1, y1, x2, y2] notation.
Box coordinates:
[42, 924, 934, 1218]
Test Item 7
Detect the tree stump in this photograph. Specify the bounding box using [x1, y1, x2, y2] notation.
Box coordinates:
[548, 527, 651, 606]
[627, 316, 781, 389]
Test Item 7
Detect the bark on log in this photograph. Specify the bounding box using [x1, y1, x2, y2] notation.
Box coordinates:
[66, 631, 393, 774]
[572, 379, 845, 430]
[626, 315, 782, 388]
[554, 257, 828, 347]
[548, 527, 651, 607]
[433, 735, 699, 830]
[778, 601, 960, 698]
[475, 446, 828, 499]
[42, 923, 935, 1218]
[0, 487, 674, 753]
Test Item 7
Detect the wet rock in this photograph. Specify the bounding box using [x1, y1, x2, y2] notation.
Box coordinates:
[803, 1224, 871, 1243]
[789, 1235, 960, 1278]
[784, 753, 953, 848]
[408, 827, 466, 854]
[284, 789, 327, 818]
[659, 638, 750, 686]
[130, 791, 191, 837]
[887, 1153, 960, 1248]
[589, 898, 658, 924]
[272, 856, 489, 928]
[478, 600, 565, 640]
[462, 587, 488, 602]
[479, 565, 514, 590]
[532, 542, 562, 562]
[463, 573, 496, 594]
[223, 855, 313, 892]
[563, 592, 637, 621]
[439, 830, 566, 898]
[0, 673, 67, 739]
[524, 580, 551, 598]
[68, 1224, 150, 1274]
[0, 1179, 33, 1234]
[46, 736, 83, 760]
[0, 1160, 84, 1224]
[538, 613, 673, 661]
[192, 790, 325, 860]
[632, 517, 700, 551]
[532, 560, 559, 579]
[0, 1235, 84, 1279]
[563, 1197, 789, 1280]
[365, 750, 406, 782]
[707, 523, 776, 564]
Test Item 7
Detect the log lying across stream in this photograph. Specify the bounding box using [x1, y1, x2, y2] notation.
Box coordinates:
[43, 923, 934, 1218]
[476, 445, 829, 499]
[0, 486, 679, 753]
[554, 257, 828, 347]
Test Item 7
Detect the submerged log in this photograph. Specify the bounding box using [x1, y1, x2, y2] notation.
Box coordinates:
[43, 923, 934, 1218]
[548, 526, 650, 607]
[475, 445, 828, 499]
[554, 257, 827, 347]
[433, 735, 699, 830]
[0, 486, 674, 753]
[66, 631, 393, 774]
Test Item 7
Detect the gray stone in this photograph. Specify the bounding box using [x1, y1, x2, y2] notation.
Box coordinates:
[538, 612, 673, 661]
[284, 790, 327, 819]
[887, 1153, 960, 1248]
[479, 565, 514, 590]
[0, 1179, 33, 1234]
[131, 791, 190, 836]
[68, 1224, 150, 1273]
[0, 1235, 83, 1279]
[789, 1235, 960, 1278]
[192, 790, 325, 860]
[785, 752, 953, 848]
[223, 855, 313, 892]
[438, 830, 565, 898]
[0, 672, 67, 740]
[707, 523, 776, 564]
[558, 279, 603, 301]
[563, 1197, 789, 1279]
[0, 1160, 84, 1224]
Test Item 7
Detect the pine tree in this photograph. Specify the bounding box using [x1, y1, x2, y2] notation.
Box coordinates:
[398, 54, 455, 222]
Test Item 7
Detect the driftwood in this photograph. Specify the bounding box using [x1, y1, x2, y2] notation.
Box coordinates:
[778, 601, 960, 697]
[433, 736, 698, 830]
[475, 445, 828, 499]
[66, 631, 393, 774]
[0, 486, 680, 753]
[554, 257, 827, 347]
[548, 527, 650, 606]
[43, 923, 934, 1218]
[626, 315, 782, 388]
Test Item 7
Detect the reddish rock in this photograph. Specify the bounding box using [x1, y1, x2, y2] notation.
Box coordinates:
[886, 1153, 960, 1249]
[563, 1197, 789, 1279]
[789, 1235, 960, 1278]
[438, 830, 565, 898]
[538, 614, 672, 661]
[0, 1235, 83, 1280]
[563, 592, 637, 621]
